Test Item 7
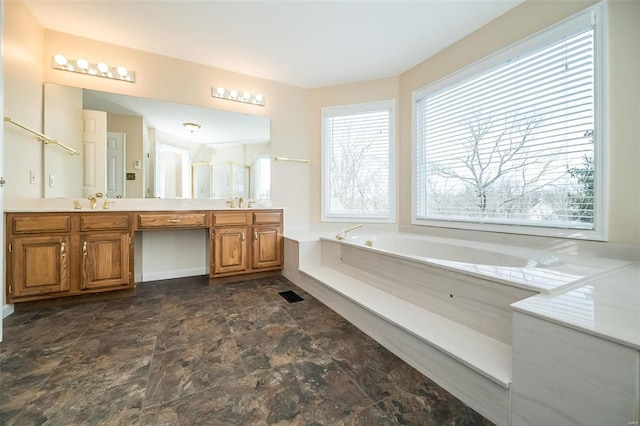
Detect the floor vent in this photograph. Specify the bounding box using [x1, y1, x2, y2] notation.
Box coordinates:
[278, 290, 304, 303]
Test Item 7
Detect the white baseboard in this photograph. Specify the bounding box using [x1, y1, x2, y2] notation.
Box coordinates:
[141, 267, 207, 282]
[2, 303, 15, 319]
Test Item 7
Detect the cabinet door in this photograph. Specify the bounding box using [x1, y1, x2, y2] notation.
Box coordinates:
[213, 227, 247, 275]
[81, 233, 130, 290]
[10, 236, 70, 299]
[251, 225, 283, 270]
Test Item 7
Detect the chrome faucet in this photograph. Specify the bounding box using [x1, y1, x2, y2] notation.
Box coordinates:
[336, 224, 363, 240]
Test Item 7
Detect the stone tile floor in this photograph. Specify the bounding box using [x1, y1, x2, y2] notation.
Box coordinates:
[0, 275, 493, 425]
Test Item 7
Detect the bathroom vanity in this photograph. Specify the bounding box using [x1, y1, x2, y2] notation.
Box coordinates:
[5, 208, 283, 303]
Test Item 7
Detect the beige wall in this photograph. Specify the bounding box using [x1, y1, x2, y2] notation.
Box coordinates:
[41, 30, 310, 225]
[3, 3, 309, 224]
[397, 0, 639, 244]
[42, 83, 83, 198]
[606, 0, 640, 244]
[307, 0, 639, 245]
[3, 0, 44, 199]
[107, 113, 144, 198]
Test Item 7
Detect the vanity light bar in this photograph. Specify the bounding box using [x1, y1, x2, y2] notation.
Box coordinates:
[52, 54, 135, 83]
[212, 86, 265, 107]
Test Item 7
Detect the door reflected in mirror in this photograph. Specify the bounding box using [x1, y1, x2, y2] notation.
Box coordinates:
[106, 132, 126, 198]
[156, 143, 190, 198]
[43, 83, 271, 200]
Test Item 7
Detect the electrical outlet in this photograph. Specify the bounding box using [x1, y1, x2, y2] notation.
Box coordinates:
[29, 170, 36, 185]
[49, 174, 55, 187]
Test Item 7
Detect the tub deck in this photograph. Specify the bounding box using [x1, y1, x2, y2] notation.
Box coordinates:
[299, 264, 512, 387]
[283, 231, 631, 426]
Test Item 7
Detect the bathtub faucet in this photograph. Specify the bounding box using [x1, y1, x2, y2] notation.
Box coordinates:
[336, 224, 363, 240]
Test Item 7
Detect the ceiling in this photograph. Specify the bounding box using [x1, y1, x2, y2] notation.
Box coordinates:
[23, 0, 524, 89]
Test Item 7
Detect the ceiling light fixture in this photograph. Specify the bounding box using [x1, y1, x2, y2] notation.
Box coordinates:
[52, 54, 135, 83]
[183, 122, 201, 133]
[212, 86, 265, 106]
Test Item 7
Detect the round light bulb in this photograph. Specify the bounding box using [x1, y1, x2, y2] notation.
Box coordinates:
[54, 54, 68, 66]
[242, 91, 251, 101]
[229, 90, 238, 99]
[116, 66, 128, 77]
[97, 62, 109, 73]
[76, 58, 89, 70]
[254, 94, 264, 103]
[216, 86, 225, 96]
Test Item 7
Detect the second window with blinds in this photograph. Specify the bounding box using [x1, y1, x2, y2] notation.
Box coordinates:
[322, 100, 396, 222]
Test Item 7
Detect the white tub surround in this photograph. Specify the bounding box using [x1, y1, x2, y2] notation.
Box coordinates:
[510, 264, 640, 426]
[283, 231, 635, 426]
[511, 264, 640, 349]
[338, 232, 629, 294]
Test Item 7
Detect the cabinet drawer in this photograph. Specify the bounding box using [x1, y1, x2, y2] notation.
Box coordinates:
[137, 213, 207, 229]
[80, 214, 130, 231]
[11, 215, 71, 234]
[212, 212, 248, 226]
[253, 211, 282, 225]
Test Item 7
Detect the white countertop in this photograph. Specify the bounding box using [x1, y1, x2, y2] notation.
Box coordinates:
[512, 263, 640, 350]
[4, 197, 282, 212]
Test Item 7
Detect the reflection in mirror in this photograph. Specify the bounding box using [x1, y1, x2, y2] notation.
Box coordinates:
[192, 163, 212, 199]
[156, 143, 190, 198]
[43, 83, 271, 199]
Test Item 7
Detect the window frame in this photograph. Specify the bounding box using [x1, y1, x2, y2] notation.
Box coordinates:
[321, 100, 397, 223]
[411, 3, 608, 241]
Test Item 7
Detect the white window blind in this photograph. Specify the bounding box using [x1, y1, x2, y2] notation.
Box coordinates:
[414, 8, 604, 235]
[322, 101, 395, 221]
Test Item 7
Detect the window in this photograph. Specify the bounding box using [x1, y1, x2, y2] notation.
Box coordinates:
[253, 155, 270, 200]
[413, 4, 606, 239]
[322, 100, 396, 221]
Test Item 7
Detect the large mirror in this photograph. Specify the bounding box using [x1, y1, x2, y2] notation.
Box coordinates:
[43, 83, 270, 199]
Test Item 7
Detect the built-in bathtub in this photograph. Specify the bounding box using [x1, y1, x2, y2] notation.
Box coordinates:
[283, 230, 629, 425]
[345, 233, 536, 267]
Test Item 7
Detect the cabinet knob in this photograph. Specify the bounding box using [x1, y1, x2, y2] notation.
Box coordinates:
[254, 231, 258, 241]
[60, 242, 66, 256]
[242, 233, 246, 242]
[82, 241, 88, 255]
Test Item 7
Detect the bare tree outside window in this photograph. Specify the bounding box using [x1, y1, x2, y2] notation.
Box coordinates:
[415, 26, 597, 230]
[325, 108, 392, 218]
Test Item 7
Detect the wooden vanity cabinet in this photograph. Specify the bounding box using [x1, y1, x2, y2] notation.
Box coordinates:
[251, 211, 283, 271]
[6, 208, 283, 302]
[9, 235, 71, 298]
[211, 211, 249, 277]
[80, 214, 132, 291]
[6, 212, 133, 303]
[210, 210, 283, 278]
[213, 227, 248, 275]
[7, 214, 73, 300]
